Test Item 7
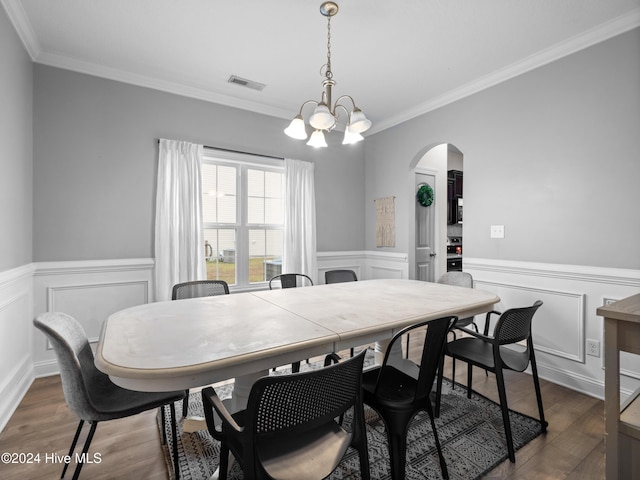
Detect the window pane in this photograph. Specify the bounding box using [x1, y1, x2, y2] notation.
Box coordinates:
[248, 228, 283, 284]
[247, 197, 265, 224]
[247, 169, 264, 197]
[265, 171, 283, 198]
[265, 198, 283, 224]
[204, 228, 236, 285]
[202, 164, 237, 224]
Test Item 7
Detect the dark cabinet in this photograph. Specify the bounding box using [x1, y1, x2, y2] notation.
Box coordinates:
[447, 170, 463, 224]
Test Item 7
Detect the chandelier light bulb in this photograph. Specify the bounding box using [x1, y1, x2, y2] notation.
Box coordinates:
[307, 130, 328, 148]
[284, 115, 308, 140]
[309, 103, 336, 130]
[342, 125, 364, 145]
[348, 108, 372, 134]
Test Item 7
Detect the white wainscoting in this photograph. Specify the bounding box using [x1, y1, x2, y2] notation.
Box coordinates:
[2, 254, 638, 432]
[465, 258, 640, 400]
[317, 250, 409, 283]
[32, 259, 155, 378]
[0, 264, 35, 433]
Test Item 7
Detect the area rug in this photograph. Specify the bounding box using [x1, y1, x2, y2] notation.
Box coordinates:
[159, 362, 543, 479]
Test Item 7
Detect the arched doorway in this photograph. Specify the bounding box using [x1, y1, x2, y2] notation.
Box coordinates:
[411, 143, 464, 281]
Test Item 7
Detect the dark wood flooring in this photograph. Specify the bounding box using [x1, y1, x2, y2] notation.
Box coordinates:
[0, 345, 605, 479]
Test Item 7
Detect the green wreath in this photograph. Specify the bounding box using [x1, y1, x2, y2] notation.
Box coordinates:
[416, 184, 434, 207]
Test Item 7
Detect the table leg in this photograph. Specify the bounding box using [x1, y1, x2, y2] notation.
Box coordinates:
[374, 339, 420, 378]
[208, 370, 268, 480]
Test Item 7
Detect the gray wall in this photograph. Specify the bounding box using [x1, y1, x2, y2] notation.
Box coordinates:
[0, 9, 33, 271]
[33, 66, 366, 261]
[365, 28, 640, 270]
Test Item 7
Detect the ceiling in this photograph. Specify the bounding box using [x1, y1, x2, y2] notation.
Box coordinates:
[4, 0, 640, 134]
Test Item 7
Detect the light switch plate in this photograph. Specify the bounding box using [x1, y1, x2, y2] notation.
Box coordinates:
[490, 225, 505, 238]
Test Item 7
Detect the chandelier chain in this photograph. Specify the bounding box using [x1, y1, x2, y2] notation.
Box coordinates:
[326, 16, 333, 79]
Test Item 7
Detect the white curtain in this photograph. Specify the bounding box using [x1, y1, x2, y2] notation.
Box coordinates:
[283, 158, 317, 283]
[154, 139, 206, 301]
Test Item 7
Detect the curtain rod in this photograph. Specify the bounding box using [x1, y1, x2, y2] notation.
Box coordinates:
[157, 139, 283, 161]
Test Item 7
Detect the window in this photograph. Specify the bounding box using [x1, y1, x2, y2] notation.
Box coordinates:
[202, 150, 284, 289]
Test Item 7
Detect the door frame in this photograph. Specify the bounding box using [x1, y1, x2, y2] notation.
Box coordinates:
[410, 167, 443, 281]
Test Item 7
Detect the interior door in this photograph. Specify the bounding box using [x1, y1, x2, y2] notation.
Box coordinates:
[415, 173, 436, 282]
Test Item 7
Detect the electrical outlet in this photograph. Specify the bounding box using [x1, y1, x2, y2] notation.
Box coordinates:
[490, 225, 505, 238]
[586, 339, 600, 357]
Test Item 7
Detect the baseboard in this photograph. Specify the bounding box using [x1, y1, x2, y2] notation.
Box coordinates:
[0, 357, 34, 433]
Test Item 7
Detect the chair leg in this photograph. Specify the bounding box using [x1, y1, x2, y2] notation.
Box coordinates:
[495, 368, 516, 462]
[292, 361, 301, 373]
[466, 362, 473, 399]
[71, 421, 98, 480]
[435, 349, 445, 418]
[218, 443, 230, 480]
[387, 431, 409, 480]
[170, 403, 180, 480]
[183, 389, 189, 417]
[425, 401, 449, 479]
[61, 419, 84, 479]
[160, 406, 167, 444]
[529, 353, 548, 432]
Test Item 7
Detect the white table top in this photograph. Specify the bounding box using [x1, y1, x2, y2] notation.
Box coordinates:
[95, 278, 499, 391]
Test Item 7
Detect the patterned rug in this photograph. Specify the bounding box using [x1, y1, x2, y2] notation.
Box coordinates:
[159, 359, 544, 480]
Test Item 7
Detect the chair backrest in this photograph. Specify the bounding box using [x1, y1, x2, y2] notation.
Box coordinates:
[269, 273, 314, 290]
[172, 280, 229, 300]
[494, 300, 543, 345]
[33, 312, 102, 420]
[325, 269, 358, 284]
[376, 316, 455, 402]
[246, 349, 366, 439]
[438, 271, 473, 288]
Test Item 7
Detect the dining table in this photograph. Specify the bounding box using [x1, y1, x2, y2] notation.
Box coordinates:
[95, 278, 499, 479]
[95, 278, 499, 405]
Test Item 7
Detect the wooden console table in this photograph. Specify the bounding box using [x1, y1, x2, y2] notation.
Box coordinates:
[598, 293, 640, 479]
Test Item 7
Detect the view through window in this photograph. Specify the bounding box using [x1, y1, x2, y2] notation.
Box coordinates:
[202, 151, 284, 288]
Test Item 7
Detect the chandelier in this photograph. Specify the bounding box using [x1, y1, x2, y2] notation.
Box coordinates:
[284, 2, 372, 147]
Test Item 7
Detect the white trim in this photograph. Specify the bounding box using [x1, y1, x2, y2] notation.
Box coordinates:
[34, 258, 155, 276]
[465, 257, 640, 286]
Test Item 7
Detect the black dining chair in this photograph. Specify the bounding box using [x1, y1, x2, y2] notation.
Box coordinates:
[362, 316, 455, 480]
[268, 273, 313, 289]
[324, 269, 358, 284]
[172, 279, 230, 415]
[436, 300, 547, 462]
[202, 350, 370, 480]
[268, 273, 314, 372]
[324, 269, 359, 357]
[34, 312, 185, 480]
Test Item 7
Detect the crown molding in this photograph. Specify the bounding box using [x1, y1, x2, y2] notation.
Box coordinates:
[1, 0, 40, 59]
[367, 8, 640, 135]
[4, 1, 639, 133]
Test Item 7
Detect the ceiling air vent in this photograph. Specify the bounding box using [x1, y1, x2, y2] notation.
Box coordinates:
[227, 75, 266, 91]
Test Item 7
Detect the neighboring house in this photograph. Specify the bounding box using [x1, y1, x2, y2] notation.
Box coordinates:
[0, 3, 639, 433]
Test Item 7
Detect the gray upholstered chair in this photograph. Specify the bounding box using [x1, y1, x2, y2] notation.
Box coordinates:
[202, 350, 370, 480]
[172, 279, 230, 414]
[34, 312, 185, 480]
[434, 272, 479, 380]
